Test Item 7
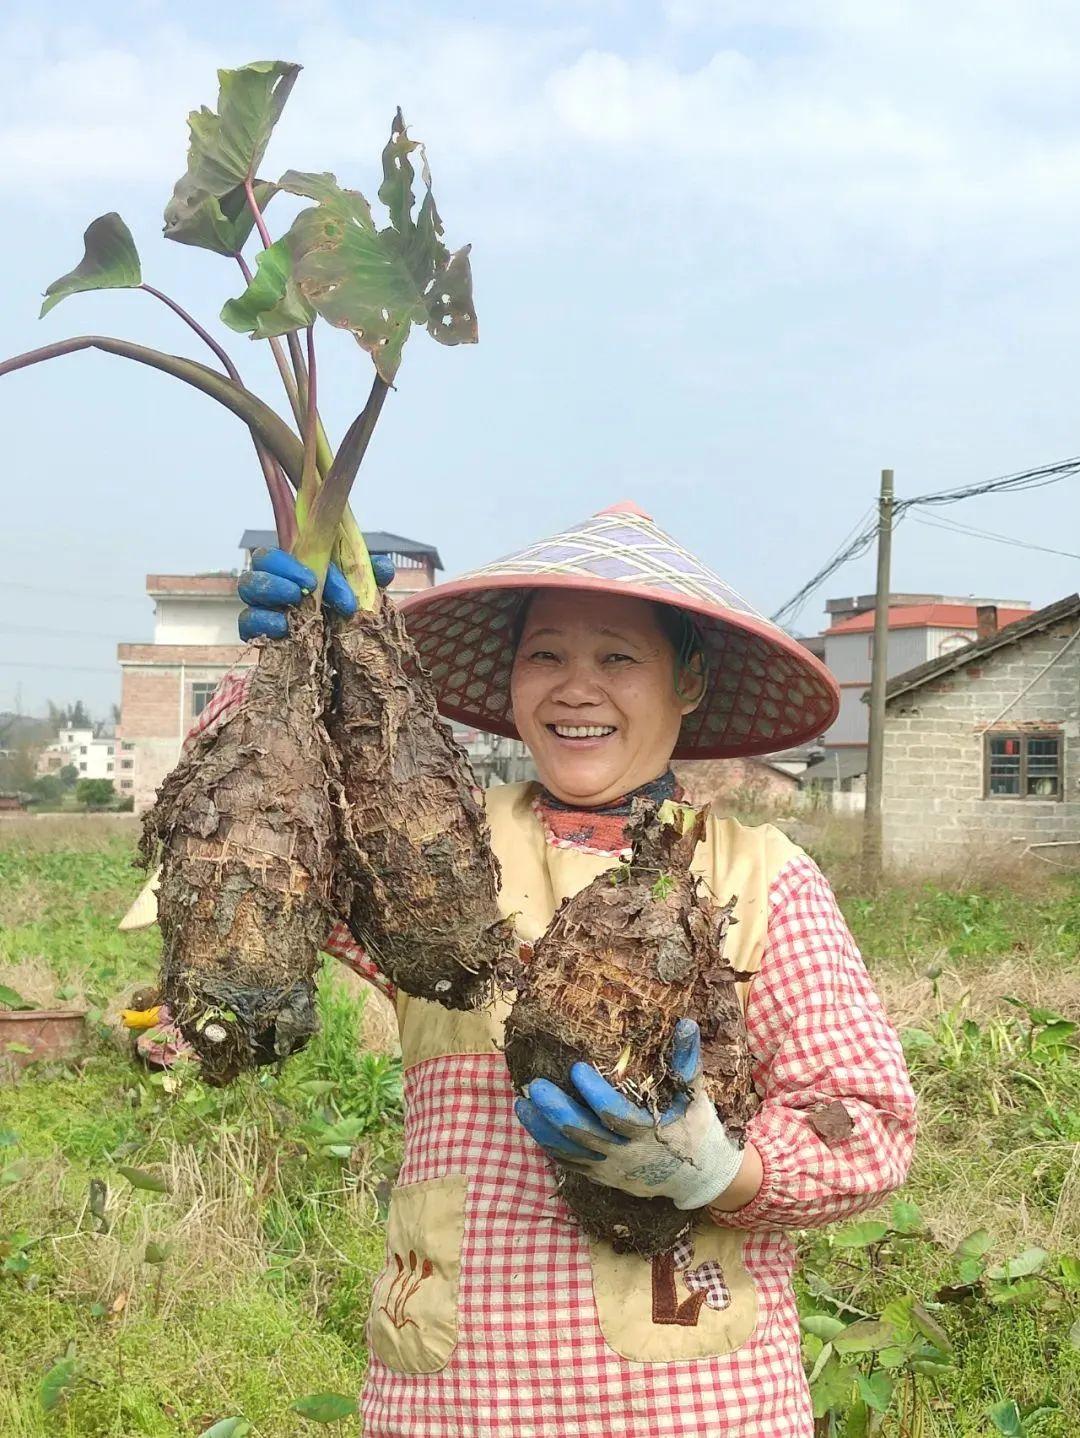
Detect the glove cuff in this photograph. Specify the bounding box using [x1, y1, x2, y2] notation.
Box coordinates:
[670, 1121, 746, 1210]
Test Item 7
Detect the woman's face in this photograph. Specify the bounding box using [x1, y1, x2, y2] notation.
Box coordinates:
[510, 589, 701, 808]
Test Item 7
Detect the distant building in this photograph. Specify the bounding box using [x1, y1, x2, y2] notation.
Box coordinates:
[811, 592, 1032, 760]
[117, 530, 442, 812]
[36, 726, 116, 780]
[882, 595, 1080, 866]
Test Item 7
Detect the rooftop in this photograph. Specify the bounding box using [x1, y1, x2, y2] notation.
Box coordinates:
[884, 593, 1080, 703]
[826, 603, 1031, 636]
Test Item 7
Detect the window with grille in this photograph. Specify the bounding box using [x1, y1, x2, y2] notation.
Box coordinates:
[985, 733, 1062, 799]
[191, 682, 217, 717]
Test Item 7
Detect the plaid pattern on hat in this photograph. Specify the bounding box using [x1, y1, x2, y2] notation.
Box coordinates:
[401, 503, 838, 759]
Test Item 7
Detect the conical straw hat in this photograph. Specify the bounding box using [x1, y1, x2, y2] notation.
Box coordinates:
[401, 502, 838, 760]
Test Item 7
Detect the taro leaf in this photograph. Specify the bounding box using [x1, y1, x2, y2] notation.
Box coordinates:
[989, 1399, 1026, 1436]
[163, 59, 300, 255]
[832, 1220, 889, 1249]
[911, 1357, 952, 1378]
[164, 178, 276, 257]
[290, 1392, 358, 1422]
[1060, 1255, 1080, 1288]
[220, 236, 315, 338]
[278, 112, 476, 384]
[988, 1279, 1044, 1308]
[955, 1228, 992, 1260]
[0, 984, 33, 1011]
[855, 1371, 895, 1414]
[833, 1318, 898, 1355]
[910, 1302, 953, 1356]
[116, 1164, 169, 1194]
[890, 1199, 925, 1234]
[810, 1356, 857, 1418]
[40, 214, 141, 318]
[808, 1100, 854, 1145]
[801, 1314, 846, 1342]
[143, 1241, 170, 1264]
[39, 1356, 80, 1413]
[1069, 1318, 1080, 1350]
[986, 1247, 1048, 1281]
[199, 1421, 252, 1438]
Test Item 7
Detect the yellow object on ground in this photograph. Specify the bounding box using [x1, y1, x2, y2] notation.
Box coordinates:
[121, 1005, 162, 1031]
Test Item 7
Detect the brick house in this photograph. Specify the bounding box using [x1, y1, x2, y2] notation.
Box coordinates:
[881, 596, 1080, 866]
[117, 531, 442, 812]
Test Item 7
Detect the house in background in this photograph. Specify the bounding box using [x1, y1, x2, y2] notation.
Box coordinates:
[881, 595, 1080, 866]
[35, 727, 116, 781]
[816, 592, 1031, 758]
[117, 530, 442, 812]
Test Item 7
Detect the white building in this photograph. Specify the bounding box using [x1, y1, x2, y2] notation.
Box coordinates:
[36, 727, 117, 781]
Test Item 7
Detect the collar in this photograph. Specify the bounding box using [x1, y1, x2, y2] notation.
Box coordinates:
[533, 770, 681, 856]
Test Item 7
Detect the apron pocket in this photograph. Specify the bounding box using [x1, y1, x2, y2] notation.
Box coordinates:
[369, 1174, 468, 1374]
[590, 1220, 759, 1362]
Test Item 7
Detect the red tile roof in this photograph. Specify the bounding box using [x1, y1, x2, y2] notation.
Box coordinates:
[826, 603, 1031, 635]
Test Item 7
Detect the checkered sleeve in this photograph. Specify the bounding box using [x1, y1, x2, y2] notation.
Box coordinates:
[720, 855, 916, 1231]
[180, 668, 397, 1003]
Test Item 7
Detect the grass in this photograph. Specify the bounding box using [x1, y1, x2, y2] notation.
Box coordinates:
[1, 815, 1079, 1435]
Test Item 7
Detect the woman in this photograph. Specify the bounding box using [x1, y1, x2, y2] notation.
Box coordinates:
[132, 502, 916, 1436]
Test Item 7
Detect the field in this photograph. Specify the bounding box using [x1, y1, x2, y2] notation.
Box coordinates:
[1, 814, 1079, 1436]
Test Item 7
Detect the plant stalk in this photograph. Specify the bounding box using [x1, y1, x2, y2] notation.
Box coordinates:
[140, 283, 295, 547]
[292, 374, 388, 604]
[235, 253, 305, 434]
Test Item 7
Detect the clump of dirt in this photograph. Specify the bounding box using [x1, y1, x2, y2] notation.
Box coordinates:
[504, 800, 756, 1255]
[327, 598, 513, 1010]
[142, 609, 338, 1084]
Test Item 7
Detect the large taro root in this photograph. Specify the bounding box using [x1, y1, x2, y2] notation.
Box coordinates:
[327, 596, 513, 1010]
[141, 610, 338, 1085]
[503, 801, 756, 1256]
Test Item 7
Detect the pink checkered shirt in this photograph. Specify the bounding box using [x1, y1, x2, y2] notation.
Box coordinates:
[187, 671, 917, 1437]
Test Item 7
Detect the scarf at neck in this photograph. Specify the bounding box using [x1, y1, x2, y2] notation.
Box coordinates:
[534, 769, 681, 855]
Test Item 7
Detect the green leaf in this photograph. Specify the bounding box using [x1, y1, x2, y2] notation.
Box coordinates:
[221, 236, 315, 338]
[832, 1220, 889, 1249]
[989, 1399, 1026, 1436]
[1060, 1255, 1080, 1289]
[199, 1422, 252, 1438]
[986, 1247, 1048, 1280]
[910, 1302, 953, 1356]
[289, 1392, 358, 1422]
[4, 1042, 32, 1055]
[0, 984, 33, 1011]
[955, 1228, 993, 1260]
[40, 214, 141, 318]
[810, 1357, 857, 1419]
[988, 1279, 1045, 1308]
[855, 1371, 895, 1414]
[1069, 1318, 1080, 1350]
[0, 1129, 17, 1146]
[116, 1165, 169, 1194]
[910, 1357, 953, 1378]
[833, 1318, 898, 1355]
[801, 1314, 846, 1342]
[39, 1356, 80, 1413]
[164, 60, 299, 255]
[890, 1199, 925, 1234]
[0, 337, 305, 486]
[143, 1241, 170, 1264]
[280, 112, 476, 384]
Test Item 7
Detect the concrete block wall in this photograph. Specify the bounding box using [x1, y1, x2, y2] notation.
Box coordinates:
[882, 619, 1080, 866]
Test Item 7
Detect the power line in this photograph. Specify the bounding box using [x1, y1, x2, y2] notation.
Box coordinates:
[912, 513, 1080, 562]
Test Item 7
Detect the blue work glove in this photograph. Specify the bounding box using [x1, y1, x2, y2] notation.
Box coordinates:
[237, 547, 395, 641]
[514, 1019, 745, 1210]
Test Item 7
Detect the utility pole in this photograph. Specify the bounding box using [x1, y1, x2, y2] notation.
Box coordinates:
[862, 468, 894, 884]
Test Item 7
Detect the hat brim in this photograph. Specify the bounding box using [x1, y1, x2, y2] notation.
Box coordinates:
[402, 573, 838, 760]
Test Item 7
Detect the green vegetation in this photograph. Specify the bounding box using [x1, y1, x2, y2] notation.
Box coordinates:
[1, 817, 1078, 1434]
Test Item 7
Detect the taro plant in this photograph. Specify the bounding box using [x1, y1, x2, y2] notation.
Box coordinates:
[0, 60, 507, 1081]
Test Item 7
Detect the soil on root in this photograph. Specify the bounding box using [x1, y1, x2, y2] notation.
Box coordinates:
[141, 610, 338, 1084]
[327, 599, 513, 1010]
[504, 801, 757, 1256]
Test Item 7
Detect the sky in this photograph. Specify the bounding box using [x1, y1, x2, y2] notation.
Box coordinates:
[3, 0, 1080, 718]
